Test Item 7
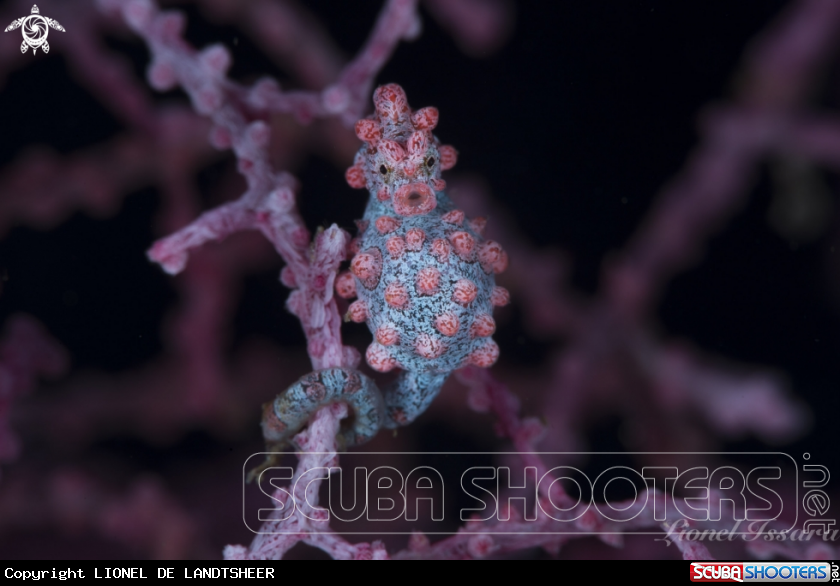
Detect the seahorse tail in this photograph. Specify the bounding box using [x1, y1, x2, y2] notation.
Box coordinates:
[382, 370, 449, 429]
[262, 368, 384, 449]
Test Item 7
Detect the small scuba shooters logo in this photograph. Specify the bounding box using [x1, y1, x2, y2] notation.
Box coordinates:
[4, 5, 65, 55]
[690, 562, 836, 583]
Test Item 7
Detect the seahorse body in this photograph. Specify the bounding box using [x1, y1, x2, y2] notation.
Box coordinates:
[261, 84, 509, 452]
[342, 84, 508, 427]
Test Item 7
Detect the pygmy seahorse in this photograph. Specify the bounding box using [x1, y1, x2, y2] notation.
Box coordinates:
[260, 84, 509, 452]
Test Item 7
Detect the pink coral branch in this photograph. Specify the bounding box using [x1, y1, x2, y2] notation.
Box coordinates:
[195, 0, 345, 90]
[51, 1, 157, 131]
[0, 467, 211, 559]
[453, 176, 808, 455]
[119, 0, 420, 126]
[607, 0, 840, 316]
[0, 109, 214, 237]
[537, 1, 840, 454]
[747, 535, 838, 561]
[643, 341, 810, 443]
[146, 174, 304, 275]
[130, 0, 424, 371]
[146, 172, 356, 371]
[446, 368, 717, 560]
[0, 315, 68, 465]
[239, 0, 421, 125]
[321, 0, 420, 125]
[423, 0, 514, 57]
[0, 0, 833, 563]
[224, 403, 387, 560]
[457, 366, 558, 498]
[124, 0, 358, 370]
[391, 492, 717, 560]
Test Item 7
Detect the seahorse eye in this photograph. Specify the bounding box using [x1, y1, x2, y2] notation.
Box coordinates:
[426, 157, 435, 168]
[379, 164, 388, 175]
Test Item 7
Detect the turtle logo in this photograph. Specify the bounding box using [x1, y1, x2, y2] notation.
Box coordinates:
[4, 5, 65, 55]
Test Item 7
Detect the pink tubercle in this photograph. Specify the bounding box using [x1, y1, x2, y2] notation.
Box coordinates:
[416, 266, 441, 295]
[393, 183, 436, 216]
[366, 342, 398, 372]
[468, 217, 487, 236]
[435, 313, 460, 336]
[375, 324, 399, 346]
[335, 271, 356, 299]
[373, 83, 410, 121]
[470, 314, 496, 337]
[407, 131, 430, 155]
[490, 286, 510, 307]
[346, 300, 367, 323]
[415, 333, 445, 359]
[411, 107, 439, 130]
[386, 236, 406, 259]
[405, 228, 426, 251]
[469, 340, 500, 368]
[385, 281, 410, 309]
[351, 251, 380, 280]
[375, 215, 401, 234]
[442, 209, 465, 225]
[403, 163, 417, 177]
[345, 165, 366, 189]
[379, 140, 407, 164]
[452, 279, 478, 306]
[430, 238, 451, 263]
[350, 248, 382, 289]
[355, 118, 381, 144]
[449, 231, 476, 261]
[438, 145, 458, 170]
[478, 240, 508, 274]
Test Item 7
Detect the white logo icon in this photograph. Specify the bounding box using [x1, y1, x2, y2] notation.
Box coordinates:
[4, 5, 65, 55]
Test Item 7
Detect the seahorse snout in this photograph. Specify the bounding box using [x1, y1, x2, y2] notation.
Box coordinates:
[393, 182, 436, 216]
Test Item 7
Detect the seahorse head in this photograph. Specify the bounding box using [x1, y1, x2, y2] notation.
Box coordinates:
[345, 84, 458, 217]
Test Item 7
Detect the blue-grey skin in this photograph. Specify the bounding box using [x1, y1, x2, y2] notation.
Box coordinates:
[255, 86, 501, 460]
[257, 185, 494, 451]
[381, 371, 449, 429]
[261, 368, 384, 451]
[356, 189, 494, 427]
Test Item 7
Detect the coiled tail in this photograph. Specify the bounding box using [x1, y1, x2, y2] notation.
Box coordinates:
[261, 368, 384, 450]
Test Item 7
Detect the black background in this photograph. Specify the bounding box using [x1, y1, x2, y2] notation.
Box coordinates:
[0, 0, 837, 558]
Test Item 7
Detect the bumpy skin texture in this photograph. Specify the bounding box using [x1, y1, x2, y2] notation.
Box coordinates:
[262, 368, 383, 450]
[257, 85, 510, 454]
[342, 84, 509, 428]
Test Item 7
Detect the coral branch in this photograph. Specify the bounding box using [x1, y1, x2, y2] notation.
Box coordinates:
[0, 315, 68, 465]
[423, 0, 514, 57]
[607, 0, 840, 316]
[224, 403, 387, 560]
[0, 0, 836, 563]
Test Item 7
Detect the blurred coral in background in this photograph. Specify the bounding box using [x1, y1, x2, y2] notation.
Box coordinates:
[0, 0, 838, 559]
